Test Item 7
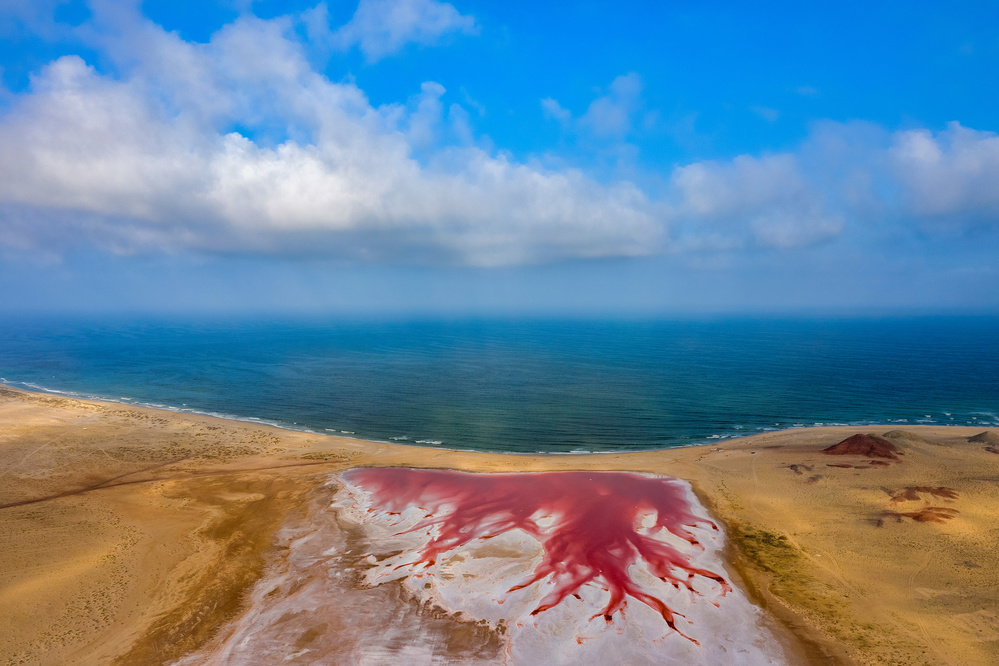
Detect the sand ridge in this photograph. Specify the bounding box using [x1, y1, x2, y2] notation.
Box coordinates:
[1, 386, 998, 664]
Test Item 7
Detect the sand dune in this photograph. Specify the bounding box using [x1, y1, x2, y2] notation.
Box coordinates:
[1, 386, 997, 664]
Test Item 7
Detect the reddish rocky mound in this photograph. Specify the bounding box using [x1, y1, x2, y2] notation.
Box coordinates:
[822, 433, 901, 459]
[889, 486, 958, 503]
[875, 507, 959, 527]
[890, 507, 958, 523]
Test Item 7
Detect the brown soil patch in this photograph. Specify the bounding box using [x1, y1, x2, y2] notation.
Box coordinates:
[110, 475, 316, 665]
[888, 487, 958, 504]
[969, 430, 999, 445]
[881, 429, 926, 442]
[877, 507, 959, 525]
[825, 461, 891, 469]
[822, 434, 901, 459]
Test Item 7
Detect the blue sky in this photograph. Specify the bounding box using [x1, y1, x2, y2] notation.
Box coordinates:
[0, 0, 997, 313]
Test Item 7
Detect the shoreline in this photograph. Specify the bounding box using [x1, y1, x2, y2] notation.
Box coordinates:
[4, 378, 995, 457]
[2, 385, 997, 664]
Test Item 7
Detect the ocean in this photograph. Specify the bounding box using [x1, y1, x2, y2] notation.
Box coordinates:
[1, 315, 997, 453]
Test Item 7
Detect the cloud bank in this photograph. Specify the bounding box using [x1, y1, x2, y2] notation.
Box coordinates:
[0, 3, 997, 269]
[0, 9, 657, 266]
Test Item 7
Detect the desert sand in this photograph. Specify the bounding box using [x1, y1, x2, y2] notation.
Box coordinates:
[1, 385, 997, 665]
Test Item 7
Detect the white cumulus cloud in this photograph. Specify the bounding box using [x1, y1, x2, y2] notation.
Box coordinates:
[329, 0, 478, 61]
[1, 6, 997, 270]
[543, 73, 646, 139]
[889, 122, 999, 223]
[669, 153, 841, 250]
[0, 13, 660, 266]
[540, 97, 571, 124]
[580, 73, 644, 138]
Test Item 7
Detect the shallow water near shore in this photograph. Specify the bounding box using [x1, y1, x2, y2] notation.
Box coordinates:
[1, 315, 997, 453]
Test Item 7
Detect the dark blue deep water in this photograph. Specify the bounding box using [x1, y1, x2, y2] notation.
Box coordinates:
[1, 316, 997, 453]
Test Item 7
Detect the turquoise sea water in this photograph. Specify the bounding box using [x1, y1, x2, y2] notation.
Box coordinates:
[1, 316, 997, 453]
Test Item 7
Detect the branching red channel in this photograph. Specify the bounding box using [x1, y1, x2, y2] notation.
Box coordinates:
[342, 468, 730, 642]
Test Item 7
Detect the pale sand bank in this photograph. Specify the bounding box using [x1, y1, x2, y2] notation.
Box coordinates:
[1, 385, 997, 664]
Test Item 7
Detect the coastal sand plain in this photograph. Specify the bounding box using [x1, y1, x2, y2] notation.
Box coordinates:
[1, 385, 998, 665]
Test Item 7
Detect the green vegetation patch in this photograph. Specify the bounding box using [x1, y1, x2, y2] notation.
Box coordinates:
[729, 523, 800, 576]
[728, 521, 923, 665]
[300, 452, 350, 461]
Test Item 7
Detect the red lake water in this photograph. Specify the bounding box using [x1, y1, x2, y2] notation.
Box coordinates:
[342, 467, 731, 641]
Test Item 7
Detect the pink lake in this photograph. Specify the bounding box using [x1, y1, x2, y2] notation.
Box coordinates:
[179, 468, 791, 665]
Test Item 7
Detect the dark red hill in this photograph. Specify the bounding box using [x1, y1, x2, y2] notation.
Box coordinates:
[822, 434, 901, 459]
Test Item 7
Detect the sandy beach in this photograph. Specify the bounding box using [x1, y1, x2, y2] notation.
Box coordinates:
[1, 385, 997, 665]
